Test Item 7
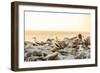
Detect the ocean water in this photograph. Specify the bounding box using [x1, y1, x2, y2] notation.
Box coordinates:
[25, 31, 90, 42]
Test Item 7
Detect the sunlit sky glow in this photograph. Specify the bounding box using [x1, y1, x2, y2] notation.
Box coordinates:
[25, 11, 91, 32]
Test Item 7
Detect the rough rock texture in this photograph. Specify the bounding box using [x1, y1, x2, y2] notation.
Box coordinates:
[24, 34, 90, 62]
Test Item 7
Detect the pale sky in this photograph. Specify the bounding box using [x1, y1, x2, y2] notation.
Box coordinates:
[25, 11, 91, 32]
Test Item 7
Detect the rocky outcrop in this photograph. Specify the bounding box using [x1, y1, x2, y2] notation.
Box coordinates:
[24, 34, 90, 62]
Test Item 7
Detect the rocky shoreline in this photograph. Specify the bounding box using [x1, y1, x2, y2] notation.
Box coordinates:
[24, 34, 90, 61]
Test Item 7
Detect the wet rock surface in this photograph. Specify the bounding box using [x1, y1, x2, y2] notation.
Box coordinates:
[24, 34, 90, 62]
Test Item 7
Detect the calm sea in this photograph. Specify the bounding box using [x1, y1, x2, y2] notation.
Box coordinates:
[25, 31, 90, 42]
